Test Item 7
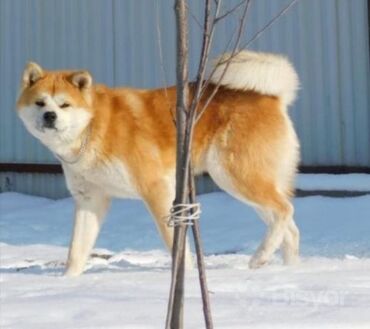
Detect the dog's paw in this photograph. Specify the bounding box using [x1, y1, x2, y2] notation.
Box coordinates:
[64, 265, 84, 277]
[248, 254, 269, 269]
[283, 254, 300, 266]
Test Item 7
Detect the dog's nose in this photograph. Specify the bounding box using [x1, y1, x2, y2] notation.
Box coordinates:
[43, 111, 57, 125]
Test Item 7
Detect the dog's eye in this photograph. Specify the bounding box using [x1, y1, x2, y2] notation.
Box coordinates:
[60, 103, 70, 109]
[35, 100, 45, 107]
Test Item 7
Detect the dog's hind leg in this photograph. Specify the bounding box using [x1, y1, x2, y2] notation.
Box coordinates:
[257, 206, 299, 266]
[246, 187, 294, 269]
[208, 152, 297, 268]
[281, 217, 300, 265]
[65, 188, 111, 277]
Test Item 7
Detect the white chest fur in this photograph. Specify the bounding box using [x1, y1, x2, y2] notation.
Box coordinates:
[63, 157, 140, 199]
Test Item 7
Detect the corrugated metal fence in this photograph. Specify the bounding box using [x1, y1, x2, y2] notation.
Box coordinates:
[0, 0, 369, 198]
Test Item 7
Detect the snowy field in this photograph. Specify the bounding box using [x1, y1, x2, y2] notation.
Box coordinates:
[1, 174, 370, 328]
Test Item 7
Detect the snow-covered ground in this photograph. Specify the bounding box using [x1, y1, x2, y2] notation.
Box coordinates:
[1, 175, 370, 328]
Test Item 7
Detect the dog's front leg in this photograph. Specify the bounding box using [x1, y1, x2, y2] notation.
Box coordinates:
[142, 179, 194, 270]
[65, 190, 110, 277]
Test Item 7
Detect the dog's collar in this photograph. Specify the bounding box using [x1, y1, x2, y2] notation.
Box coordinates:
[54, 125, 91, 165]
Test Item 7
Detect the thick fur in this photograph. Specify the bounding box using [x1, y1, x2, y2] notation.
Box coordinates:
[210, 51, 299, 106]
[16, 50, 300, 276]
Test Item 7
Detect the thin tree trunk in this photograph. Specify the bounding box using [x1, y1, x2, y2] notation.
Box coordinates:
[165, 0, 189, 328]
[189, 167, 213, 329]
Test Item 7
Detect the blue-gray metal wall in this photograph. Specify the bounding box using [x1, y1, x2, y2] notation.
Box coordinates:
[0, 0, 369, 198]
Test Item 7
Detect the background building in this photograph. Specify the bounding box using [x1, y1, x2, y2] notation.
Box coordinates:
[0, 0, 369, 198]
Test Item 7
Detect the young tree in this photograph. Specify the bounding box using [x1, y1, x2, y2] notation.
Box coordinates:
[165, 1, 299, 328]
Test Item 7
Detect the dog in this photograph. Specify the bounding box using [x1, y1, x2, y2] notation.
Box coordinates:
[16, 50, 300, 276]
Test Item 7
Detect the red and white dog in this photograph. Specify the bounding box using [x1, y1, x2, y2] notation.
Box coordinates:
[17, 51, 300, 276]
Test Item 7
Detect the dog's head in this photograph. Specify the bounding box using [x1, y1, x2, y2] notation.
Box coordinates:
[16, 62, 93, 149]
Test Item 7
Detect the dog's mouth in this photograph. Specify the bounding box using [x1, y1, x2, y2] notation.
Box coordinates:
[37, 126, 55, 133]
[43, 123, 58, 130]
[37, 124, 61, 133]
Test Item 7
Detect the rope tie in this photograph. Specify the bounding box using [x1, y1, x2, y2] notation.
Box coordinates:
[166, 203, 201, 227]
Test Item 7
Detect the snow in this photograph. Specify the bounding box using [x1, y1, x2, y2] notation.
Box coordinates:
[1, 175, 370, 328]
[2, 246, 370, 329]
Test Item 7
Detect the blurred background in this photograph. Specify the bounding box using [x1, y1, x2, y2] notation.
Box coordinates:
[0, 0, 369, 198]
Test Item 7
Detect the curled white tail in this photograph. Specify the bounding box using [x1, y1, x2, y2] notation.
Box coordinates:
[210, 50, 299, 106]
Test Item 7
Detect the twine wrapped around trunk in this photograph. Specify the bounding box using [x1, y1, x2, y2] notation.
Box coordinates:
[166, 203, 201, 227]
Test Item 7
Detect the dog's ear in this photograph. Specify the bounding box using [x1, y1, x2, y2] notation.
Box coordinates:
[22, 62, 44, 87]
[70, 71, 92, 90]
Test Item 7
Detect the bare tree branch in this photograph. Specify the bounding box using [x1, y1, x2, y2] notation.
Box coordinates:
[188, 166, 213, 328]
[214, 0, 299, 66]
[195, 0, 251, 122]
[196, 0, 299, 122]
[192, 0, 251, 111]
[155, 0, 176, 125]
[194, 21, 238, 103]
[243, 0, 299, 47]
[188, 6, 203, 31]
[188, 0, 220, 117]
[214, 0, 247, 23]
